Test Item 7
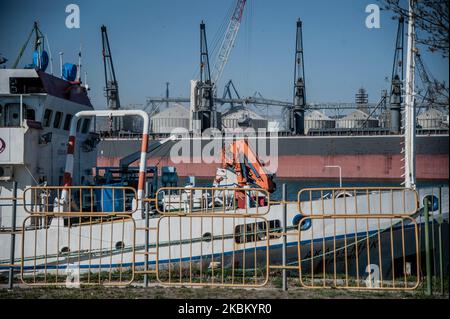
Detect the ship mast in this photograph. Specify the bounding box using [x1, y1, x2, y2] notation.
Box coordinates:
[403, 0, 416, 189]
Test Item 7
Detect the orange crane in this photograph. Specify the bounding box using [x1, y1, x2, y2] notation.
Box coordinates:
[221, 139, 276, 193]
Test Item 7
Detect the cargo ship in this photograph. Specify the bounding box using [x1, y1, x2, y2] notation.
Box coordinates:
[96, 133, 449, 181]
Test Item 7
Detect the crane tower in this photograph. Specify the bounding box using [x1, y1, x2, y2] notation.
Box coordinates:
[290, 19, 306, 135]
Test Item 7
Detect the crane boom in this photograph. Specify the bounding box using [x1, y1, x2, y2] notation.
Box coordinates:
[211, 0, 247, 86]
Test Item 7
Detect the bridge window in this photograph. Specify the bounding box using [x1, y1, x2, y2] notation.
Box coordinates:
[1, 103, 22, 127]
[53, 111, 62, 128]
[0, 103, 36, 127]
[63, 114, 73, 131]
[25, 108, 35, 121]
[43, 109, 53, 127]
[234, 219, 281, 244]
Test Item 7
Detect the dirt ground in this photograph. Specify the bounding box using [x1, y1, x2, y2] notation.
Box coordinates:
[0, 284, 447, 299]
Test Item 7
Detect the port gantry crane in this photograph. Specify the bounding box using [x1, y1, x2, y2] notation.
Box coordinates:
[192, 0, 247, 132]
[290, 19, 307, 135]
[192, 21, 216, 132]
[389, 16, 404, 134]
[101, 25, 121, 131]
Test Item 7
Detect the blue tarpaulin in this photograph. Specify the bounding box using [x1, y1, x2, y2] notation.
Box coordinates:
[95, 184, 124, 213]
[62, 63, 77, 81]
[32, 50, 49, 72]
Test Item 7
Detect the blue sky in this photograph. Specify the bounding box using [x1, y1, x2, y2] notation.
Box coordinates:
[1, 0, 448, 109]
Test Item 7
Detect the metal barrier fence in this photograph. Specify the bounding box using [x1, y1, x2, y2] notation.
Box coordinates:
[155, 214, 270, 287]
[1, 184, 440, 292]
[23, 186, 137, 215]
[297, 215, 420, 290]
[20, 213, 135, 287]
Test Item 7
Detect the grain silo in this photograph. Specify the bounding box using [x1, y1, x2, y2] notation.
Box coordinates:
[417, 108, 445, 129]
[304, 110, 335, 133]
[151, 104, 190, 134]
[336, 109, 378, 128]
[268, 120, 285, 132]
[222, 106, 268, 131]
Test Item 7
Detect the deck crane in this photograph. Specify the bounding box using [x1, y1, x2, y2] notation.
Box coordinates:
[290, 19, 306, 135]
[101, 25, 121, 131]
[389, 16, 404, 134]
[12, 22, 48, 71]
[191, 0, 247, 133]
[220, 139, 276, 193]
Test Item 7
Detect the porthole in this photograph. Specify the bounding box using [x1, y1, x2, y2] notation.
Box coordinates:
[60, 246, 70, 254]
[202, 232, 212, 242]
[292, 214, 311, 231]
[423, 195, 439, 212]
[115, 241, 125, 250]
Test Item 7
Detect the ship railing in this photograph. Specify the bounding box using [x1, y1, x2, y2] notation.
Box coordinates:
[297, 187, 419, 216]
[149, 187, 271, 216]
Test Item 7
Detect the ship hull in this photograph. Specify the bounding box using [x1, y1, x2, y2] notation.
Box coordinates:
[97, 135, 449, 179]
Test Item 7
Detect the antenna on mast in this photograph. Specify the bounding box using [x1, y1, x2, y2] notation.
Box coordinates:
[77, 43, 82, 82]
[59, 52, 64, 78]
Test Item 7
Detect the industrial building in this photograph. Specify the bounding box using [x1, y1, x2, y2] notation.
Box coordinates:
[336, 109, 379, 129]
[151, 104, 190, 134]
[222, 106, 268, 131]
[417, 108, 447, 129]
[304, 110, 335, 133]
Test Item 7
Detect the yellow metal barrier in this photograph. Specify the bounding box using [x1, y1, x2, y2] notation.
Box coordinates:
[155, 187, 271, 215]
[0, 185, 424, 291]
[297, 215, 420, 290]
[20, 213, 136, 286]
[155, 214, 270, 287]
[297, 187, 419, 216]
[23, 186, 137, 215]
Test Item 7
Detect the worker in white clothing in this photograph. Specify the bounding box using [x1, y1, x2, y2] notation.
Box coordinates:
[182, 183, 194, 213]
